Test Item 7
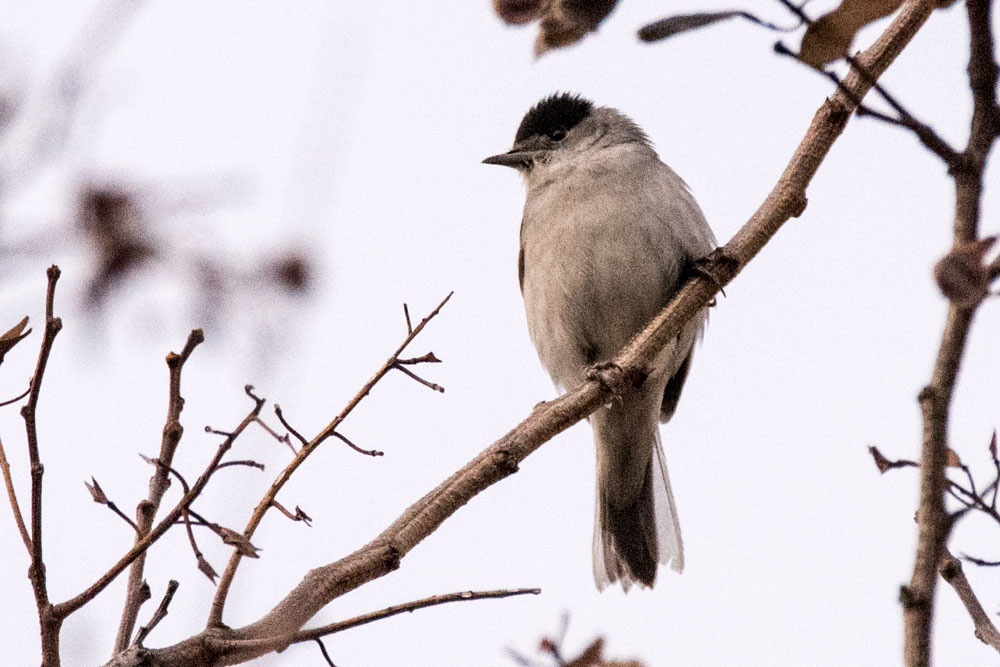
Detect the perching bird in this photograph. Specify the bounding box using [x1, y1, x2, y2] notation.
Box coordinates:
[483, 93, 715, 591]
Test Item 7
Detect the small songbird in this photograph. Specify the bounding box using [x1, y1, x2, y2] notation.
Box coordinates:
[483, 93, 715, 591]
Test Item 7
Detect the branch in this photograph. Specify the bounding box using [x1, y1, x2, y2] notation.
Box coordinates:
[102, 3, 938, 664]
[291, 588, 540, 642]
[114, 328, 204, 654]
[939, 551, 1000, 654]
[0, 383, 32, 407]
[206, 292, 452, 627]
[132, 580, 180, 647]
[0, 434, 32, 553]
[19, 266, 63, 665]
[53, 389, 264, 620]
[903, 2, 999, 665]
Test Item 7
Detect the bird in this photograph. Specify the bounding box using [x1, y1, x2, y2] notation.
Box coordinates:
[483, 93, 715, 591]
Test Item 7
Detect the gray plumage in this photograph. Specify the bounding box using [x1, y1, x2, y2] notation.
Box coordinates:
[484, 93, 715, 591]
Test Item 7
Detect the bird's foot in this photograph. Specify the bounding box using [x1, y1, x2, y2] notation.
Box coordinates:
[585, 361, 632, 403]
[690, 248, 737, 306]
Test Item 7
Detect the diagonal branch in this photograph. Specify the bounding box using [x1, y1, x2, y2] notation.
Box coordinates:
[940, 550, 1000, 653]
[232, 0, 937, 657]
[101, 2, 938, 665]
[293, 588, 540, 641]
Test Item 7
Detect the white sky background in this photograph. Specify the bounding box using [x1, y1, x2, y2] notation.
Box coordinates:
[1, 1, 999, 665]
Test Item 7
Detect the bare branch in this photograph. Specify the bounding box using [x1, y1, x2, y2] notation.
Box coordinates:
[331, 431, 383, 458]
[114, 328, 205, 654]
[207, 291, 452, 627]
[396, 352, 442, 365]
[0, 383, 32, 408]
[54, 392, 264, 620]
[960, 554, 1000, 567]
[219, 6, 939, 658]
[0, 434, 31, 553]
[273, 404, 306, 449]
[85, 478, 140, 532]
[18, 265, 63, 664]
[100, 4, 938, 663]
[315, 639, 337, 667]
[270, 500, 312, 526]
[392, 361, 445, 393]
[293, 588, 541, 641]
[940, 551, 1000, 654]
[132, 580, 180, 647]
[252, 416, 292, 451]
[869, 445, 920, 473]
[904, 2, 1000, 663]
[215, 460, 265, 472]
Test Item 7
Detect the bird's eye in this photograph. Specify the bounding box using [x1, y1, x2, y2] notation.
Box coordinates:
[549, 127, 567, 141]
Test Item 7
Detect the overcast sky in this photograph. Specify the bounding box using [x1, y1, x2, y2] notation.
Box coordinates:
[2, 1, 999, 665]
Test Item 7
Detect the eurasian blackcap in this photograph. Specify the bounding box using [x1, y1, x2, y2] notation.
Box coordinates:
[484, 93, 715, 591]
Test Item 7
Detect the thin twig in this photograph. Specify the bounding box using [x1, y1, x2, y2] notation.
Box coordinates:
[396, 352, 441, 365]
[253, 416, 292, 451]
[0, 434, 32, 553]
[294, 588, 541, 641]
[216, 459, 265, 471]
[207, 292, 452, 628]
[961, 554, 1000, 567]
[132, 580, 180, 647]
[315, 638, 337, 666]
[270, 500, 312, 526]
[273, 404, 306, 449]
[331, 431, 383, 457]
[392, 361, 445, 393]
[0, 384, 31, 408]
[85, 478, 140, 532]
[773, 27, 963, 170]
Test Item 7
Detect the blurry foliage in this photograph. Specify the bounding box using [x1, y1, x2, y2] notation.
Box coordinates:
[495, 0, 958, 70]
[494, 0, 620, 55]
[0, 11, 315, 345]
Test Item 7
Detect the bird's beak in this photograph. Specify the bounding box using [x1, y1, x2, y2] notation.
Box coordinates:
[483, 137, 549, 169]
[482, 149, 543, 168]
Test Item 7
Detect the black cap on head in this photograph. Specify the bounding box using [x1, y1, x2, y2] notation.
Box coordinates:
[514, 93, 594, 143]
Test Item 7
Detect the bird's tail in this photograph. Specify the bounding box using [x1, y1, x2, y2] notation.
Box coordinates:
[592, 401, 684, 591]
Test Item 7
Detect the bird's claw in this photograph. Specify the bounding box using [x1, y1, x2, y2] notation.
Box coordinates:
[586, 361, 630, 401]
